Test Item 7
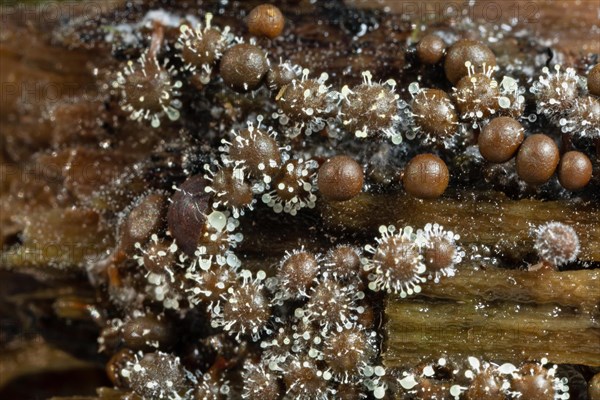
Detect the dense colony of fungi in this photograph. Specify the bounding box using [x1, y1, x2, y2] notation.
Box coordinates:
[1, 1, 599, 400]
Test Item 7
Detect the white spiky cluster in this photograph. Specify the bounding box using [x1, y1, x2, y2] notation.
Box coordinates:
[219, 117, 289, 189]
[417, 223, 465, 283]
[120, 351, 192, 400]
[533, 221, 580, 267]
[560, 95, 600, 138]
[407, 82, 459, 143]
[453, 61, 500, 128]
[339, 70, 402, 144]
[186, 210, 243, 272]
[210, 269, 272, 341]
[295, 275, 365, 331]
[261, 158, 318, 215]
[176, 13, 233, 84]
[363, 225, 426, 297]
[276, 69, 340, 137]
[203, 160, 255, 218]
[399, 357, 569, 400]
[497, 75, 526, 117]
[133, 235, 183, 309]
[113, 51, 182, 128]
[530, 65, 583, 123]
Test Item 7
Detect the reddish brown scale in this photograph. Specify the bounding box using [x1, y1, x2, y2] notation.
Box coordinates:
[516, 134, 560, 185]
[106, 348, 135, 388]
[317, 155, 364, 201]
[121, 314, 173, 351]
[220, 44, 269, 92]
[229, 128, 282, 178]
[324, 245, 363, 282]
[283, 357, 331, 399]
[588, 63, 600, 97]
[454, 73, 500, 121]
[417, 34, 446, 65]
[402, 154, 450, 199]
[558, 151, 593, 190]
[323, 326, 375, 377]
[444, 39, 497, 84]
[242, 362, 282, 400]
[167, 175, 211, 257]
[478, 117, 525, 163]
[412, 89, 458, 138]
[511, 364, 556, 400]
[247, 4, 285, 39]
[120, 194, 167, 251]
[277, 250, 320, 299]
[210, 167, 254, 209]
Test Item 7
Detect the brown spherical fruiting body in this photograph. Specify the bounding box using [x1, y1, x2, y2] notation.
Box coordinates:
[444, 39, 496, 84]
[558, 151, 593, 190]
[317, 155, 364, 201]
[417, 34, 446, 64]
[121, 315, 173, 351]
[277, 250, 320, 299]
[304, 280, 357, 327]
[220, 44, 269, 92]
[412, 89, 458, 138]
[423, 236, 456, 274]
[229, 128, 282, 179]
[181, 28, 226, 68]
[242, 363, 281, 400]
[511, 364, 556, 400]
[277, 79, 334, 123]
[141, 240, 176, 274]
[283, 357, 331, 399]
[218, 281, 271, 340]
[247, 4, 285, 39]
[267, 63, 298, 91]
[106, 348, 135, 388]
[209, 167, 254, 209]
[190, 267, 236, 304]
[465, 369, 505, 400]
[341, 77, 399, 138]
[323, 326, 375, 377]
[324, 245, 362, 282]
[534, 221, 580, 267]
[516, 134, 560, 185]
[478, 117, 525, 163]
[454, 73, 500, 121]
[167, 175, 211, 257]
[588, 64, 600, 97]
[403, 154, 450, 199]
[126, 352, 189, 399]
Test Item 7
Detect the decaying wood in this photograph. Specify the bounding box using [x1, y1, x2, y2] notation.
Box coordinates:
[321, 191, 600, 261]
